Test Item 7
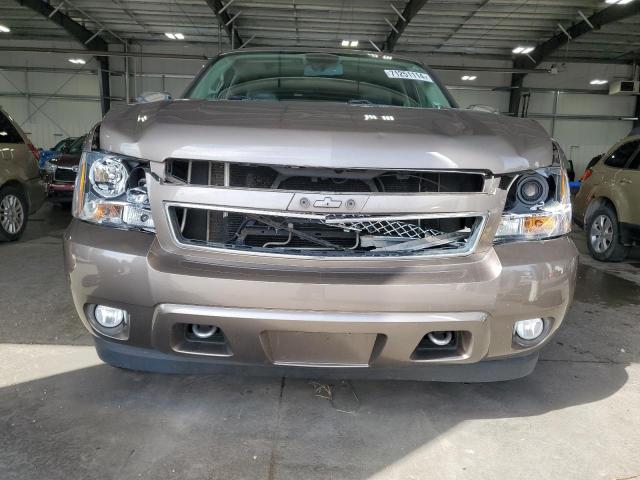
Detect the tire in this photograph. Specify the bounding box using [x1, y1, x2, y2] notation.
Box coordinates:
[0, 186, 28, 242]
[585, 204, 629, 262]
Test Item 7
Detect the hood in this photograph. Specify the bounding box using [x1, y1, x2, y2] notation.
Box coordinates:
[100, 100, 552, 174]
[53, 153, 81, 167]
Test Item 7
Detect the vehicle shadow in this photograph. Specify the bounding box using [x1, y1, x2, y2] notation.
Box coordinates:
[0, 352, 630, 480]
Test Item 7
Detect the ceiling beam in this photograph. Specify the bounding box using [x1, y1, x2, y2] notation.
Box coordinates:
[16, 0, 111, 114]
[435, 0, 491, 52]
[204, 0, 243, 49]
[518, 2, 640, 71]
[382, 0, 428, 53]
[509, 2, 640, 116]
[17, 0, 108, 51]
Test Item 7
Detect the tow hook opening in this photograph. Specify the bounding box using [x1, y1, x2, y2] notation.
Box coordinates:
[427, 331, 454, 346]
[171, 323, 233, 357]
[412, 331, 469, 360]
[190, 324, 218, 340]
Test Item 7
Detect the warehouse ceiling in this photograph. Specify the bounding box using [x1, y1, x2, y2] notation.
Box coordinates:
[2, 0, 640, 63]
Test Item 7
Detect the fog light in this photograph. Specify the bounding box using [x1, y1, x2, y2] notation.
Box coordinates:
[514, 318, 544, 341]
[94, 305, 126, 328]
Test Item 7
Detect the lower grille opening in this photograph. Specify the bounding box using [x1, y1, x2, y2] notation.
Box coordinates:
[172, 323, 231, 356]
[53, 168, 77, 183]
[169, 206, 482, 257]
[411, 331, 468, 360]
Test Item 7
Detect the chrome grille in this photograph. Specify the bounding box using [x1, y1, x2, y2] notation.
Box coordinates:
[53, 166, 77, 183]
[166, 204, 484, 258]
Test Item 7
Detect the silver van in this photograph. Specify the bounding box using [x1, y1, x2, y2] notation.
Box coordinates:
[0, 106, 46, 241]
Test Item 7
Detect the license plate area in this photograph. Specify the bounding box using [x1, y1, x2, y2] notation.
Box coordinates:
[260, 331, 384, 367]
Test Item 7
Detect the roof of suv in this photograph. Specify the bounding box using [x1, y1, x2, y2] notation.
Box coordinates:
[216, 47, 427, 68]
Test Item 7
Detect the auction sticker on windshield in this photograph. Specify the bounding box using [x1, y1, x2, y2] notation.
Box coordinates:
[384, 70, 433, 82]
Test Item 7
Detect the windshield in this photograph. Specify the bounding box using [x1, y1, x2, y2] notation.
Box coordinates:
[52, 137, 75, 152]
[68, 135, 86, 155]
[186, 52, 452, 109]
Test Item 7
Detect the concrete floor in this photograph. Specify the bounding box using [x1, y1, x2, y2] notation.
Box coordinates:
[1, 203, 640, 480]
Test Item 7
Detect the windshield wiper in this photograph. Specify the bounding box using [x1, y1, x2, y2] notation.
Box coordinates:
[347, 99, 373, 105]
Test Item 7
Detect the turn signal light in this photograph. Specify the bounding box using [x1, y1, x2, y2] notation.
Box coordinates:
[524, 215, 557, 236]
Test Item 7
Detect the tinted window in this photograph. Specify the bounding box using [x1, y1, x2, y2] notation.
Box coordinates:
[604, 140, 640, 168]
[628, 147, 640, 170]
[0, 111, 24, 144]
[187, 52, 453, 109]
[67, 135, 86, 154]
[52, 137, 75, 152]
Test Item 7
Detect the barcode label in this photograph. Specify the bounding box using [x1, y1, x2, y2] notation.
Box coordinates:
[384, 70, 433, 82]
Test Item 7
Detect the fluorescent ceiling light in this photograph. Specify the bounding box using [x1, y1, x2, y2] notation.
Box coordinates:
[165, 32, 184, 40]
[0, 131, 7, 136]
[174, 33, 184, 40]
[461, 75, 477, 81]
[341, 39, 358, 47]
[68, 58, 86, 64]
[0, 25, 10, 33]
[350, 40, 359, 47]
[513, 46, 534, 55]
[590, 79, 608, 85]
[341, 40, 349, 47]
[605, 0, 633, 4]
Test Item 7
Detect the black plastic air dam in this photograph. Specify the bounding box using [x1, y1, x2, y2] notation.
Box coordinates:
[94, 337, 539, 383]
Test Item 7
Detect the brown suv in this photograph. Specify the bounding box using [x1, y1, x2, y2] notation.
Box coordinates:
[63, 50, 577, 381]
[574, 135, 640, 262]
[0, 107, 46, 241]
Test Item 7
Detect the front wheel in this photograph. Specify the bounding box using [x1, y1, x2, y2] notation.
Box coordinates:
[586, 204, 629, 262]
[0, 186, 28, 241]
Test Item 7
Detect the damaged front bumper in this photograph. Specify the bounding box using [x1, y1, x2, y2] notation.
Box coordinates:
[64, 220, 578, 382]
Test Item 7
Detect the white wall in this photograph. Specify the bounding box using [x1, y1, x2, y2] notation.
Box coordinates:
[0, 39, 103, 147]
[0, 40, 637, 175]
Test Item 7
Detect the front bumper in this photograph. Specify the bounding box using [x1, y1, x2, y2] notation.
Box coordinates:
[47, 182, 74, 194]
[64, 220, 578, 381]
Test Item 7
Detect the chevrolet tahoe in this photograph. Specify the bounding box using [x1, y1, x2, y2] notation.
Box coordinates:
[63, 50, 578, 381]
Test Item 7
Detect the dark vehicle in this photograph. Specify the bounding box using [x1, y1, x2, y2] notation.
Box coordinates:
[43, 135, 86, 200]
[52, 137, 78, 153]
[38, 136, 78, 169]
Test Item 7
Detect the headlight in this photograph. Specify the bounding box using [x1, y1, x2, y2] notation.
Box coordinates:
[89, 156, 128, 198]
[44, 160, 57, 174]
[72, 150, 154, 232]
[495, 146, 571, 242]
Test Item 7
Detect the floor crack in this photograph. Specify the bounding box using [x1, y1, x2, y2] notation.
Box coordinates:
[267, 377, 285, 480]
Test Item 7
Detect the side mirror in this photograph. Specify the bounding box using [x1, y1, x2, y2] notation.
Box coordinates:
[136, 92, 172, 103]
[467, 104, 500, 114]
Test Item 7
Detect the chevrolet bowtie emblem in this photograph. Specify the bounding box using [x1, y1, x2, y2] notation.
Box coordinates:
[314, 196, 342, 208]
